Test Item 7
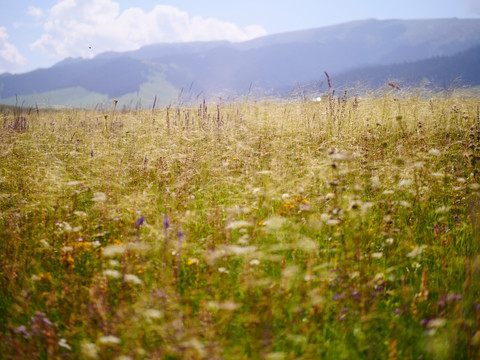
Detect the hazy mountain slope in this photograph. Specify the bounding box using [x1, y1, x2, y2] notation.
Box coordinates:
[329, 45, 480, 90]
[1, 18, 480, 107]
[0, 57, 151, 99]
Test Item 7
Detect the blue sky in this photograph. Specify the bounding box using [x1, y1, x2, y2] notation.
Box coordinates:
[1, 0, 479, 74]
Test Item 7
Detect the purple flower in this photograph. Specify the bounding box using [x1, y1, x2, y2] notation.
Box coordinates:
[13, 325, 30, 339]
[135, 216, 146, 229]
[334, 294, 340, 300]
[394, 308, 401, 315]
[163, 214, 170, 230]
[352, 290, 358, 297]
[421, 318, 429, 326]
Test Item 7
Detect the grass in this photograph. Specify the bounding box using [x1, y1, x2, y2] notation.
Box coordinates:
[1, 90, 480, 359]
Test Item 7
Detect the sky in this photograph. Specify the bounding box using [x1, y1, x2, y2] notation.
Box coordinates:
[1, 0, 479, 74]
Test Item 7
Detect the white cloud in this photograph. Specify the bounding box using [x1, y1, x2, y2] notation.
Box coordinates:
[465, 0, 480, 14]
[30, 0, 267, 59]
[27, 6, 45, 19]
[0, 27, 26, 73]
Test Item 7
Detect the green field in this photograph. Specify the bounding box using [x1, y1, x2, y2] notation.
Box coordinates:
[1, 91, 480, 359]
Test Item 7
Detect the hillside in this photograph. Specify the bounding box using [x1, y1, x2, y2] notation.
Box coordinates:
[1, 18, 480, 107]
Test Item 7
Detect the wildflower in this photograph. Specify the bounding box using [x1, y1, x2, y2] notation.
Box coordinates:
[221, 301, 240, 311]
[225, 220, 253, 230]
[407, 245, 427, 258]
[297, 237, 317, 252]
[124, 274, 142, 285]
[92, 192, 107, 202]
[163, 214, 170, 230]
[13, 325, 30, 339]
[143, 309, 163, 320]
[266, 352, 286, 360]
[81, 341, 99, 359]
[66, 181, 81, 186]
[428, 149, 441, 156]
[431, 172, 445, 179]
[470, 183, 480, 190]
[39, 239, 51, 249]
[135, 216, 146, 229]
[326, 219, 341, 226]
[249, 259, 260, 266]
[187, 258, 199, 265]
[98, 335, 121, 345]
[218, 267, 229, 274]
[262, 216, 288, 230]
[90, 240, 102, 248]
[398, 179, 412, 188]
[102, 245, 125, 257]
[371, 252, 383, 259]
[399, 201, 411, 208]
[103, 269, 121, 279]
[58, 338, 72, 350]
[435, 206, 450, 214]
[108, 260, 120, 267]
[325, 192, 336, 200]
[427, 318, 446, 329]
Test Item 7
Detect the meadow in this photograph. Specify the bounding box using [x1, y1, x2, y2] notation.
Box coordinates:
[1, 89, 480, 359]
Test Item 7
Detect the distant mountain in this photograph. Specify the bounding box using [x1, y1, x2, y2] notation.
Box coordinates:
[1, 18, 480, 108]
[327, 45, 480, 90]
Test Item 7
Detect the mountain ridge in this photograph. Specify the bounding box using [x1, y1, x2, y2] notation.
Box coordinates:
[1, 18, 480, 107]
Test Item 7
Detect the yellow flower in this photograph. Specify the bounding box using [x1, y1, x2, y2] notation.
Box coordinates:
[188, 258, 199, 265]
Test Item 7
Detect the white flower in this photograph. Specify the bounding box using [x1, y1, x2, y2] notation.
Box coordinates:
[143, 309, 163, 320]
[58, 338, 71, 350]
[431, 172, 445, 179]
[427, 318, 446, 329]
[435, 206, 451, 214]
[102, 245, 125, 257]
[90, 240, 102, 248]
[108, 260, 120, 267]
[371, 252, 383, 259]
[407, 245, 427, 258]
[399, 201, 411, 208]
[249, 259, 260, 266]
[428, 148, 441, 156]
[225, 220, 253, 230]
[103, 269, 121, 279]
[92, 192, 107, 202]
[398, 179, 412, 188]
[98, 335, 121, 345]
[326, 219, 340, 226]
[40, 239, 51, 249]
[218, 267, 229, 274]
[80, 341, 99, 359]
[325, 192, 336, 200]
[262, 216, 288, 230]
[124, 274, 142, 285]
